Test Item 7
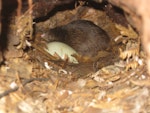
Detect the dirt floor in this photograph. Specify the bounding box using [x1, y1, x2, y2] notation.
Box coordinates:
[0, 1, 150, 113]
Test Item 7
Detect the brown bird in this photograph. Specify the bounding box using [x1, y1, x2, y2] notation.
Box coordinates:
[43, 20, 110, 58]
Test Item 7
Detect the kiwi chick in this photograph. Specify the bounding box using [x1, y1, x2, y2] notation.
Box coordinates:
[43, 20, 110, 57]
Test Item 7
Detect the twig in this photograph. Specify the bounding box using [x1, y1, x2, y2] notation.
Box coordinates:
[0, 77, 51, 99]
[17, 0, 22, 17]
[28, 0, 33, 14]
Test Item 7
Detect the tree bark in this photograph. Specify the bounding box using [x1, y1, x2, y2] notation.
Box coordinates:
[24, 0, 75, 19]
[108, 0, 150, 74]
[0, 0, 1, 34]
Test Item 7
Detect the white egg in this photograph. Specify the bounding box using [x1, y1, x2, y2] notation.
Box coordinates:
[45, 42, 79, 64]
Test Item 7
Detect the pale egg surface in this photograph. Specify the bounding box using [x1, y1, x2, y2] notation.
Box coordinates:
[45, 42, 79, 64]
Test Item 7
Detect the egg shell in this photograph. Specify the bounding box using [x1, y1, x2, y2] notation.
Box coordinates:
[45, 42, 79, 64]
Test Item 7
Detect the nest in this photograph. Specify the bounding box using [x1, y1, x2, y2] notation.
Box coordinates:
[0, 0, 150, 113]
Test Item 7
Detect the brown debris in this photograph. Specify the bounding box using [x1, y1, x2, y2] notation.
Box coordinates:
[104, 3, 129, 27]
[28, 0, 74, 19]
[0, 0, 1, 35]
[0, 0, 150, 113]
[108, 0, 150, 74]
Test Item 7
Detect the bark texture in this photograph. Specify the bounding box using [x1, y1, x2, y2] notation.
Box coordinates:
[108, 0, 150, 74]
